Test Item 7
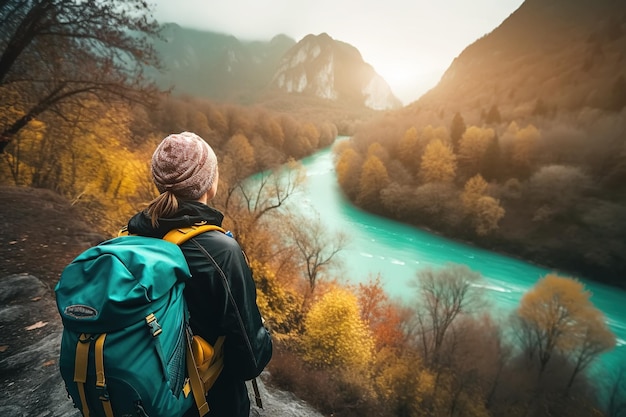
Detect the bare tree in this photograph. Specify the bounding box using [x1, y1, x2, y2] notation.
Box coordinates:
[284, 212, 349, 294]
[0, 0, 162, 153]
[410, 263, 484, 367]
[214, 161, 306, 262]
[219, 161, 305, 232]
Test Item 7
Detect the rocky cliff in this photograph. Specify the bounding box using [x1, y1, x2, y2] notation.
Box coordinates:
[271, 33, 401, 110]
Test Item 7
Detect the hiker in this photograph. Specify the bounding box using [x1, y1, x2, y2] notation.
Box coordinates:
[125, 131, 273, 416]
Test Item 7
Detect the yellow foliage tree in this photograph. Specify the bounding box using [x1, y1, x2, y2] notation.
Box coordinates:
[461, 175, 504, 235]
[302, 288, 374, 371]
[367, 142, 388, 164]
[397, 126, 420, 169]
[249, 259, 302, 336]
[224, 133, 256, 178]
[515, 274, 616, 382]
[356, 153, 389, 209]
[458, 126, 495, 177]
[335, 146, 363, 199]
[372, 348, 434, 415]
[421, 125, 448, 143]
[419, 139, 457, 183]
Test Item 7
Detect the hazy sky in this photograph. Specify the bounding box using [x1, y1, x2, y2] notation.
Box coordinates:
[151, 0, 525, 104]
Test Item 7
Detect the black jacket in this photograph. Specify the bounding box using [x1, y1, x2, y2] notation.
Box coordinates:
[127, 201, 272, 417]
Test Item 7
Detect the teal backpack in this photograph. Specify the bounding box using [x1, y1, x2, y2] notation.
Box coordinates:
[55, 225, 226, 417]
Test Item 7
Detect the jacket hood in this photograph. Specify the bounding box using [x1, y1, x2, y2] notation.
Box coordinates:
[127, 201, 224, 238]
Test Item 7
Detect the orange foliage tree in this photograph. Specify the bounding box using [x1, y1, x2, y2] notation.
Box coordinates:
[514, 274, 615, 384]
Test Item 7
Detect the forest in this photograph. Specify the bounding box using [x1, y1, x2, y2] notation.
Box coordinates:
[1, 1, 625, 417]
[334, 104, 626, 289]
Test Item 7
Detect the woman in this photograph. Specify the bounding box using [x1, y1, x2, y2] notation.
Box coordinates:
[125, 131, 272, 416]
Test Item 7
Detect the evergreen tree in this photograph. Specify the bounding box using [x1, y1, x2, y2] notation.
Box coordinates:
[450, 112, 466, 152]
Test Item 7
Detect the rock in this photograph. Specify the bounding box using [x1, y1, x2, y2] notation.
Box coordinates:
[0, 274, 48, 304]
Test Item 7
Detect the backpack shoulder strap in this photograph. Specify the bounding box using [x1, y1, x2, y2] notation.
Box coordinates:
[163, 224, 226, 245]
[118, 223, 226, 245]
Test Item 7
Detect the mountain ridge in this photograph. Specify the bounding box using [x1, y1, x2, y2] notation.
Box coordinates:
[418, 0, 626, 116]
[152, 25, 401, 110]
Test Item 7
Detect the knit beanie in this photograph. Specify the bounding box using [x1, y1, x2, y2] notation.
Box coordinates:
[151, 132, 218, 200]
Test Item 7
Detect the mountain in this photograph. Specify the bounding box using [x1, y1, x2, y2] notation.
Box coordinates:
[152, 24, 296, 102]
[270, 33, 402, 111]
[417, 0, 626, 116]
[152, 26, 401, 111]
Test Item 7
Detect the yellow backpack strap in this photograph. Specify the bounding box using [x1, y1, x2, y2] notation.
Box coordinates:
[163, 224, 226, 245]
[118, 223, 225, 243]
[186, 336, 210, 417]
[94, 334, 114, 417]
[74, 334, 92, 417]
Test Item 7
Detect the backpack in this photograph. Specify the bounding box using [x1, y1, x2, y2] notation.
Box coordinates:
[55, 224, 226, 417]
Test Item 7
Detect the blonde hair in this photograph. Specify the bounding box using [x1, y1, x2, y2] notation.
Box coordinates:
[145, 191, 180, 227]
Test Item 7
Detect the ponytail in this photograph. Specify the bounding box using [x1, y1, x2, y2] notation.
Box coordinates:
[145, 191, 179, 227]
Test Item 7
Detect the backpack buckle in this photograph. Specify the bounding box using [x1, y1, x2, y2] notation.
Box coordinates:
[97, 384, 110, 401]
[145, 313, 162, 337]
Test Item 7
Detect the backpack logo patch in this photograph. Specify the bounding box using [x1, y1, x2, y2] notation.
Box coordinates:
[64, 305, 98, 319]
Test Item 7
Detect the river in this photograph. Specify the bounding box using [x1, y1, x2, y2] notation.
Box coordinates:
[286, 140, 625, 376]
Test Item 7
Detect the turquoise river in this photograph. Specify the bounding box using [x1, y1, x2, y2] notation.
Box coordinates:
[284, 140, 625, 377]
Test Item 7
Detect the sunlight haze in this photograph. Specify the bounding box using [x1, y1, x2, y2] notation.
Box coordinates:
[151, 0, 525, 104]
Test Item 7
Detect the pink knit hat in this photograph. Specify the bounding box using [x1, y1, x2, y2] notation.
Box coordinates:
[151, 132, 218, 200]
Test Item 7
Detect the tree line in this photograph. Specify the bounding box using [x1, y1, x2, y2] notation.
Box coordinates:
[334, 106, 626, 288]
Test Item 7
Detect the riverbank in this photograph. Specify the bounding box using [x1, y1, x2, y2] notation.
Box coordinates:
[339, 179, 626, 291]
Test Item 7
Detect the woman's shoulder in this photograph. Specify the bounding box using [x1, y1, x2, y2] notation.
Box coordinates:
[189, 227, 242, 252]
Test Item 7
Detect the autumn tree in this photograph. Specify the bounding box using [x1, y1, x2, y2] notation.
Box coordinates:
[249, 259, 303, 335]
[356, 275, 407, 350]
[302, 288, 374, 371]
[284, 213, 349, 295]
[410, 264, 484, 368]
[397, 126, 421, 169]
[461, 174, 505, 235]
[335, 145, 363, 200]
[413, 182, 462, 228]
[418, 139, 457, 183]
[502, 122, 540, 177]
[284, 122, 319, 159]
[457, 126, 496, 179]
[0, 0, 162, 153]
[255, 108, 285, 149]
[218, 160, 305, 251]
[421, 125, 448, 144]
[513, 274, 616, 380]
[356, 153, 390, 209]
[372, 348, 434, 416]
[223, 133, 256, 178]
